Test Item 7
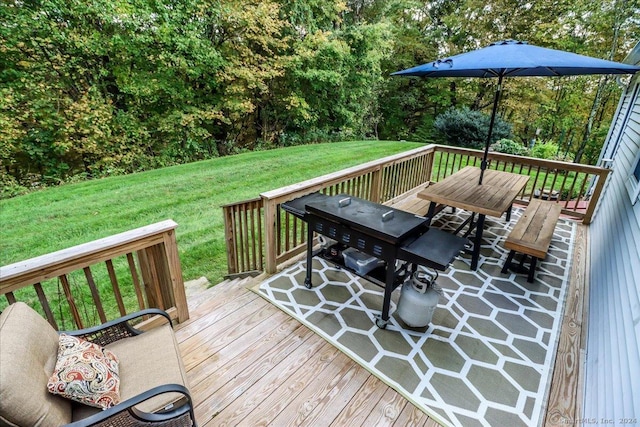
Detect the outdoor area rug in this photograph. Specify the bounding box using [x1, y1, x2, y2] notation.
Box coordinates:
[253, 208, 576, 427]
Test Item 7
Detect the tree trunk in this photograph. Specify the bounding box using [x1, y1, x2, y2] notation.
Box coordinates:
[574, 3, 621, 164]
[574, 77, 607, 164]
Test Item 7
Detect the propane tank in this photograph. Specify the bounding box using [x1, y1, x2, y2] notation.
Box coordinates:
[396, 269, 441, 328]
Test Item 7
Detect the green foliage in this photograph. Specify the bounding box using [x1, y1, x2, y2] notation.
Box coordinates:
[411, 116, 437, 144]
[433, 107, 512, 149]
[1, 0, 638, 192]
[531, 142, 561, 160]
[491, 139, 529, 156]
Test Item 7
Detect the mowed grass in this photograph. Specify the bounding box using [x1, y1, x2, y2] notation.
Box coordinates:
[1, 141, 423, 287]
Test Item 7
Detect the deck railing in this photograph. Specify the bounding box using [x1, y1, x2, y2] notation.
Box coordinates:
[0, 220, 189, 330]
[432, 146, 610, 222]
[223, 144, 610, 275]
[223, 145, 436, 276]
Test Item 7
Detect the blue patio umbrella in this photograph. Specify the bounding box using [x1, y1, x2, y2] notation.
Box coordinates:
[392, 39, 640, 184]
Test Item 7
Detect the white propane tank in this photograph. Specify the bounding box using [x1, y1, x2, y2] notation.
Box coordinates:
[397, 270, 440, 328]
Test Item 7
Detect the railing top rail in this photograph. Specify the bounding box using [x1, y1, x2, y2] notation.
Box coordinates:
[221, 196, 262, 209]
[0, 220, 178, 289]
[434, 145, 610, 175]
[260, 144, 437, 202]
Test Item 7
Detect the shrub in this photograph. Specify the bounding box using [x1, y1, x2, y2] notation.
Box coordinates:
[433, 107, 512, 150]
[0, 172, 29, 199]
[531, 142, 560, 159]
[491, 139, 529, 156]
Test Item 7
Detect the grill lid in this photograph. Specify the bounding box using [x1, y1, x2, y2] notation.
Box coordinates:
[305, 194, 427, 244]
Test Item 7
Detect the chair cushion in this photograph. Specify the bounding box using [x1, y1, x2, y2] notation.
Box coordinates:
[0, 302, 73, 426]
[72, 322, 190, 422]
[106, 322, 189, 413]
[47, 334, 121, 409]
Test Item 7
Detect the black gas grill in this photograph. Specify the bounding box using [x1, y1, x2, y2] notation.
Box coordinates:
[282, 192, 468, 328]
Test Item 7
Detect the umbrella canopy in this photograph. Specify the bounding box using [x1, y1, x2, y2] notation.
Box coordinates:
[392, 39, 640, 183]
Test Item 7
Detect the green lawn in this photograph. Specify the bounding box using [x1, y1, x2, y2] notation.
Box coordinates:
[1, 141, 423, 287]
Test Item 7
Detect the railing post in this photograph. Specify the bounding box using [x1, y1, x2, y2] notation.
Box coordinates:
[582, 168, 611, 225]
[370, 166, 383, 203]
[162, 229, 189, 323]
[136, 246, 166, 310]
[223, 206, 239, 275]
[424, 152, 435, 183]
[263, 196, 278, 274]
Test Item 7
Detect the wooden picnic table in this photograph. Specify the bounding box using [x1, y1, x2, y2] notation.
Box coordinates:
[417, 166, 530, 270]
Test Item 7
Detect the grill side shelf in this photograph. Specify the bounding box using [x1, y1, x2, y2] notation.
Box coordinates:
[397, 228, 469, 271]
[280, 192, 331, 219]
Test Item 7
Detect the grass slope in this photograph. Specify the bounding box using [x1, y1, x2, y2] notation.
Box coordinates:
[1, 141, 422, 286]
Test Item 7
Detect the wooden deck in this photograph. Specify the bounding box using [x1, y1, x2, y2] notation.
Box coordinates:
[174, 222, 588, 427]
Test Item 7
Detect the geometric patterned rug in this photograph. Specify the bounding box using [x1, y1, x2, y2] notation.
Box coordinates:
[254, 208, 576, 427]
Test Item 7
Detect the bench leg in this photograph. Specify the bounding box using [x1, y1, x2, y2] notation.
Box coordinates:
[502, 250, 516, 274]
[527, 257, 538, 283]
[518, 253, 527, 269]
[502, 251, 539, 282]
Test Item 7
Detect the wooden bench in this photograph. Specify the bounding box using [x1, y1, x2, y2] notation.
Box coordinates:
[384, 184, 450, 218]
[501, 199, 562, 282]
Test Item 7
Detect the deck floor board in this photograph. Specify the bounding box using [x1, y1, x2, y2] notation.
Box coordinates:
[176, 213, 587, 427]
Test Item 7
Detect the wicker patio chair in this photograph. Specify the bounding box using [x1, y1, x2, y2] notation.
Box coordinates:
[0, 302, 196, 427]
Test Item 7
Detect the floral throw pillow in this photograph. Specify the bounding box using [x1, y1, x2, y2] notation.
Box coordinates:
[47, 334, 120, 409]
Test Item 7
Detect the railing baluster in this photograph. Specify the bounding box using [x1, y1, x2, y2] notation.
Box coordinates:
[34, 283, 58, 329]
[105, 260, 126, 317]
[292, 215, 298, 248]
[5, 292, 16, 304]
[394, 163, 403, 198]
[284, 211, 292, 254]
[127, 252, 146, 311]
[59, 274, 83, 329]
[242, 205, 251, 270]
[395, 163, 403, 197]
[531, 165, 542, 195]
[257, 203, 264, 267]
[444, 151, 451, 176]
[565, 173, 579, 212]
[559, 171, 571, 208]
[83, 267, 107, 323]
[575, 173, 590, 211]
[549, 171, 560, 197]
[540, 168, 550, 195]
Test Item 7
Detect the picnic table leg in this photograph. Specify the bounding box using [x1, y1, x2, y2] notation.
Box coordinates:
[425, 201, 436, 226]
[506, 204, 513, 222]
[470, 214, 485, 270]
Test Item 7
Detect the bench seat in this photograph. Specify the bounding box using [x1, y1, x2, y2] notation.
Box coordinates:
[501, 199, 562, 282]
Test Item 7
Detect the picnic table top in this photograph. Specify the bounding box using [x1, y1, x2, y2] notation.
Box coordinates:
[417, 166, 530, 217]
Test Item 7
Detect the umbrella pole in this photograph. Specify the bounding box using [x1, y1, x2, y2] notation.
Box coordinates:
[479, 75, 503, 185]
